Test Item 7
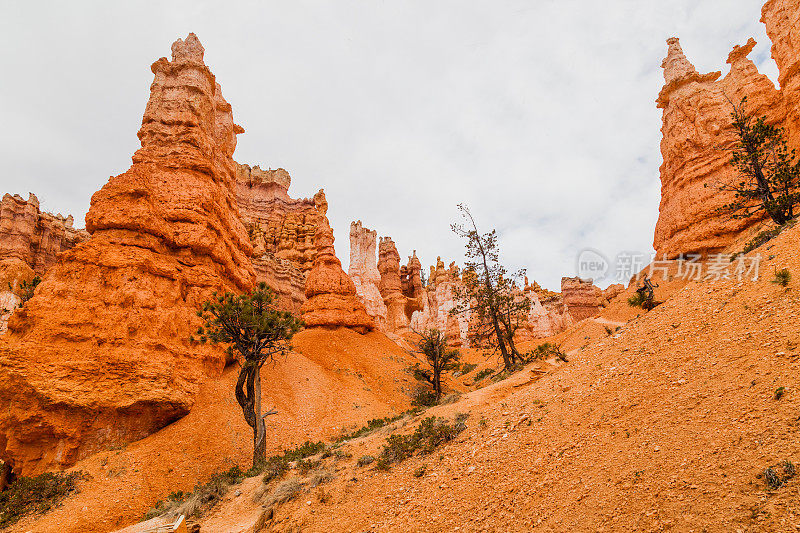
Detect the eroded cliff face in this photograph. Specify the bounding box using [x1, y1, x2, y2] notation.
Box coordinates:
[378, 237, 412, 335]
[235, 164, 326, 274]
[0, 193, 88, 275]
[654, 0, 800, 256]
[561, 276, 601, 322]
[517, 279, 573, 340]
[762, 0, 800, 146]
[234, 164, 326, 313]
[0, 34, 256, 474]
[346, 229, 578, 346]
[411, 258, 470, 347]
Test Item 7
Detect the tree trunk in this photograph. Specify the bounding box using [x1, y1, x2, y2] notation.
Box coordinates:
[235, 363, 266, 469]
[504, 326, 520, 365]
[750, 150, 786, 224]
[492, 313, 512, 369]
[253, 365, 266, 467]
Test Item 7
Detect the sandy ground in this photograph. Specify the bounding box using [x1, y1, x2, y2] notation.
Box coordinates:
[179, 220, 800, 532]
[7, 329, 419, 533]
[14, 219, 800, 533]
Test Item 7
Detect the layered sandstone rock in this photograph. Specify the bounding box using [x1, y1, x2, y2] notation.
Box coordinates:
[348, 221, 386, 329]
[0, 258, 36, 335]
[600, 283, 625, 307]
[411, 262, 574, 345]
[378, 237, 410, 335]
[301, 219, 374, 333]
[234, 163, 330, 312]
[518, 278, 573, 339]
[0, 34, 256, 474]
[251, 253, 306, 314]
[411, 257, 470, 347]
[653, 29, 792, 256]
[235, 163, 326, 274]
[762, 0, 800, 147]
[0, 193, 88, 274]
[401, 251, 425, 322]
[561, 276, 601, 322]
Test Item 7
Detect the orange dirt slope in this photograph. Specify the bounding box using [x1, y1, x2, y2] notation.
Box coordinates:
[7, 328, 418, 533]
[201, 221, 800, 532]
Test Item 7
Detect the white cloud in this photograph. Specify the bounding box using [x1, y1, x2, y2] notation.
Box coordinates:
[0, 0, 776, 289]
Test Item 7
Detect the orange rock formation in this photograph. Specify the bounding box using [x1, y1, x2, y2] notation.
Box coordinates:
[762, 0, 800, 145]
[561, 276, 601, 322]
[348, 221, 387, 329]
[235, 163, 326, 274]
[301, 218, 374, 333]
[0, 258, 36, 335]
[0, 33, 256, 474]
[234, 164, 327, 312]
[411, 257, 470, 347]
[517, 278, 573, 339]
[0, 193, 88, 274]
[378, 237, 410, 334]
[654, 0, 800, 256]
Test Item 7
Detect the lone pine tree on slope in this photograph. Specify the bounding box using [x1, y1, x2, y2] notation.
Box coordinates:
[194, 282, 302, 467]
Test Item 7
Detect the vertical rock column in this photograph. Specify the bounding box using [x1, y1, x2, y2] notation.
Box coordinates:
[0, 33, 255, 474]
[348, 221, 387, 329]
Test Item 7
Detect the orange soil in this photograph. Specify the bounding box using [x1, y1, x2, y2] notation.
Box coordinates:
[8, 328, 419, 533]
[178, 222, 800, 532]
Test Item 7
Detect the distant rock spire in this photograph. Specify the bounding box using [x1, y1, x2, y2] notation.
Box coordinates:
[657, 37, 721, 109]
[727, 37, 758, 65]
[661, 37, 699, 84]
[171, 32, 205, 63]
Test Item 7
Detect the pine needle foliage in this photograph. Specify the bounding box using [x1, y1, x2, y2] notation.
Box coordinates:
[706, 96, 800, 225]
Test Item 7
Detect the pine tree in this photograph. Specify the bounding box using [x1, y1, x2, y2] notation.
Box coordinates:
[414, 329, 460, 400]
[707, 96, 800, 225]
[194, 282, 302, 467]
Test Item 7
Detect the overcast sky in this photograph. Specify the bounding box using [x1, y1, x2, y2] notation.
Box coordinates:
[0, 1, 778, 290]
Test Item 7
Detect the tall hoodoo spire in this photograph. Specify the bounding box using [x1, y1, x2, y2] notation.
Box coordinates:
[0, 33, 256, 474]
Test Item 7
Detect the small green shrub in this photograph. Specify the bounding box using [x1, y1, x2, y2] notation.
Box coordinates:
[411, 388, 438, 407]
[413, 465, 427, 478]
[376, 414, 468, 469]
[144, 440, 326, 521]
[474, 368, 494, 381]
[0, 471, 83, 528]
[261, 456, 289, 484]
[296, 459, 319, 475]
[144, 465, 245, 520]
[761, 460, 796, 490]
[283, 441, 325, 462]
[356, 455, 374, 467]
[627, 291, 647, 308]
[772, 268, 791, 287]
[335, 413, 408, 443]
[775, 386, 786, 400]
[460, 363, 477, 375]
[528, 342, 567, 362]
